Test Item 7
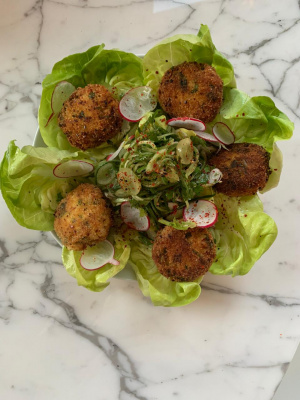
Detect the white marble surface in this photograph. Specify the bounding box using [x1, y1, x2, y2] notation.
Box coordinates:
[0, 1, 300, 399]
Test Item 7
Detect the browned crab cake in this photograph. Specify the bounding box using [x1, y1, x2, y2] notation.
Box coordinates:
[208, 142, 270, 197]
[54, 183, 112, 251]
[58, 84, 123, 150]
[158, 62, 223, 122]
[152, 226, 216, 282]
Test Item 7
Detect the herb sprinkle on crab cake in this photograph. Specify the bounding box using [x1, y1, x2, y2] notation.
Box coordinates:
[152, 226, 216, 282]
[54, 183, 112, 251]
[158, 62, 223, 122]
[208, 143, 271, 197]
[58, 84, 123, 150]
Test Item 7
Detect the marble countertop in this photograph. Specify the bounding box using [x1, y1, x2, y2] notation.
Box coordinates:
[0, 1, 300, 399]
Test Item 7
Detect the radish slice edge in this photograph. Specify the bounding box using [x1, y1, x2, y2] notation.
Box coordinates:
[80, 240, 120, 271]
[53, 160, 94, 178]
[120, 201, 150, 231]
[183, 200, 218, 228]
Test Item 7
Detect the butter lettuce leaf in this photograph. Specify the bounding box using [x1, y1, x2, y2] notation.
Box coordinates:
[260, 143, 283, 193]
[129, 239, 202, 307]
[39, 47, 143, 151]
[211, 88, 294, 153]
[0, 141, 99, 231]
[143, 24, 236, 94]
[206, 88, 292, 191]
[62, 232, 131, 292]
[210, 194, 278, 276]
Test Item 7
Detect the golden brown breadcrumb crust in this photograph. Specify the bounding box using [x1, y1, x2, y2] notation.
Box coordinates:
[152, 226, 216, 282]
[208, 143, 270, 197]
[54, 183, 112, 251]
[58, 84, 122, 150]
[158, 62, 223, 122]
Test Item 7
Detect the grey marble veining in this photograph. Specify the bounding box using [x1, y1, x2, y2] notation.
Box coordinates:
[0, 1, 300, 399]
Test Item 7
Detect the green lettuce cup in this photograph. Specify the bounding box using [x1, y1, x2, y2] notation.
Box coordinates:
[143, 24, 236, 93]
[0, 141, 106, 230]
[39, 46, 143, 152]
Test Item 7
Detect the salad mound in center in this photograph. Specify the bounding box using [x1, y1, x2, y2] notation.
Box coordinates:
[0, 24, 293, 307]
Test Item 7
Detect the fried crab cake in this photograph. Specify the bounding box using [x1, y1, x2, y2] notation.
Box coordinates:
[58, 84, 123, 150]
[54, 183, 112, 251]
[158, 62, 223, 122]
[152, 226, 216, 282]
[208, 143, 270, 197]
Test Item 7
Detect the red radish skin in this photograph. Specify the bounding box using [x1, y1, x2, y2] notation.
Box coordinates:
[106, 140, 125, 162]
[107, 258, 120, 266]
[45, 112, 54, 127]
[46, 81, 76, 127]
[80, 240, 120, 271]
[120, 201, 150, 231]
[183, 200, 218, 228]
[167, 117, 206, 132]
[119, 105, 139, 123]
[212, 122, 235, 145]
[119, 86, 157, 122]
[80, 255, 120, 271]
[194, 131, 219, 143]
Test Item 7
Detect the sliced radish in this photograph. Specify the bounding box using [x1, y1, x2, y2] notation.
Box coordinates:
[46, 81, 76, 126]
[194, 131, 219, 143]
[106, 135, 135, 161]
[106, 140, 125, 161]
[119, 86, 157, 122]
[183, 200, 218, 228]
[212, 122, 235, 145]
[80, 240, 119, 271]
[208, 168, 223, 185]
[120, 201, 150, 231]
[53, 160, 94, 178]
[167, 117, 206, 131]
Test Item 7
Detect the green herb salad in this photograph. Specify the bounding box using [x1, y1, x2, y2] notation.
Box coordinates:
[0, 24, 293, 306]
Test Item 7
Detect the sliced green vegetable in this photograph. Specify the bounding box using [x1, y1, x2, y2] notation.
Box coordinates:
[96, 163, 116, 185]
[176, 138, 194, 165]
[158, 218, 196, 230]
[117, 168, 141, 195]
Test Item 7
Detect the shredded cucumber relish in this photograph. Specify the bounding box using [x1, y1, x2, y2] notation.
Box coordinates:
[95, 111, 217, 230]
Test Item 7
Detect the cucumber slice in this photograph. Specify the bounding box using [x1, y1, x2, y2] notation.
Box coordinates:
[117, 168, 141, 196]
[96, 163, 116, 186]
